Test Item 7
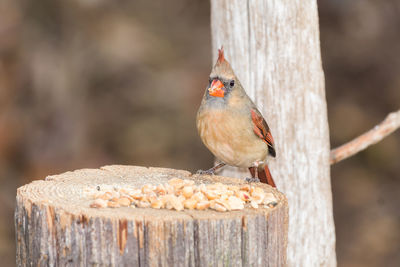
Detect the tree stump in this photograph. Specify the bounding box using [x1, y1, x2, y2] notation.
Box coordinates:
[15, 165, 288, 266]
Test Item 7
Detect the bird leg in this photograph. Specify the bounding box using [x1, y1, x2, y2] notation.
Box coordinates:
[196, 162, 226, 175]
[245, 166, 260, 183]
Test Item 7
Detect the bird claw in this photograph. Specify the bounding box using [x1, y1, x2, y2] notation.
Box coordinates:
[245, 177, 260, 183]
[196, 169, 214, 175]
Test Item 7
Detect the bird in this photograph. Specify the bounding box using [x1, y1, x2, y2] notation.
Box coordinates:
[196, 47, 276, 187]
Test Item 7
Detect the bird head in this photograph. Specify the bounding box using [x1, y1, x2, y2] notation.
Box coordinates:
[207, 47, 238, 99]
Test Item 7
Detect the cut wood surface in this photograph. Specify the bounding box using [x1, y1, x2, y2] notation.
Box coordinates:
[15, 165, 288, 267]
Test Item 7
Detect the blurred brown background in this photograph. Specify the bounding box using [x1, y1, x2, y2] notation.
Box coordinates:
[0, 0, 399, 266]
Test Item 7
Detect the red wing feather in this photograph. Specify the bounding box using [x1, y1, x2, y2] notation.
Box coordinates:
[265, 131, 275, 147]
[251, 109, 276, 157]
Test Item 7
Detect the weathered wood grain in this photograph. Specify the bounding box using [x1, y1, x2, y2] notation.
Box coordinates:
[15, 165, 288, 266]
[210, 0, 336, 266]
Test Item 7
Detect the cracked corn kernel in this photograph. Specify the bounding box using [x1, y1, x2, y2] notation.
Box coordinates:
[117, 197, 131, 207]
[90, 198, 107, 208]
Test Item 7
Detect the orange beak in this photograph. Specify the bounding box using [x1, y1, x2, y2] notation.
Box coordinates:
[208, 79, 225, 97]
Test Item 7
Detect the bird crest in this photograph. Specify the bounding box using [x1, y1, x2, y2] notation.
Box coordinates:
[217, 46, 225, 63]
[212, 46, 235, 79]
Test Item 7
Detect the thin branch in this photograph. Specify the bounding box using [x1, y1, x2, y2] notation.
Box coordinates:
[330, 109, 400, 165]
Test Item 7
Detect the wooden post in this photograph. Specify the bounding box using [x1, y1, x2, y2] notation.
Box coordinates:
[15, 165, 288, 266]
[210, 0, 336, 266]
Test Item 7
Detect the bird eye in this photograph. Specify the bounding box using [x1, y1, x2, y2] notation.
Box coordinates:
[230, 80, 235, 87]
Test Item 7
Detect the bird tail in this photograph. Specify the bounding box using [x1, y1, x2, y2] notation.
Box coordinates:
[257, 164, 276, 187]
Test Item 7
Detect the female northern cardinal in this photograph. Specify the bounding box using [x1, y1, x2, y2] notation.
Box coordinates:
[196, 47, 276, 187]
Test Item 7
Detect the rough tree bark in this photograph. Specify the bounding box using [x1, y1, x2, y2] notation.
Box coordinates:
[211, 1, 336, 266]
[15, 165, 288, 266]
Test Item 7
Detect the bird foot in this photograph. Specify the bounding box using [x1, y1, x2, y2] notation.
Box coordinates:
[245, 177, 260, 183]
[196, 169, 215, 175]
